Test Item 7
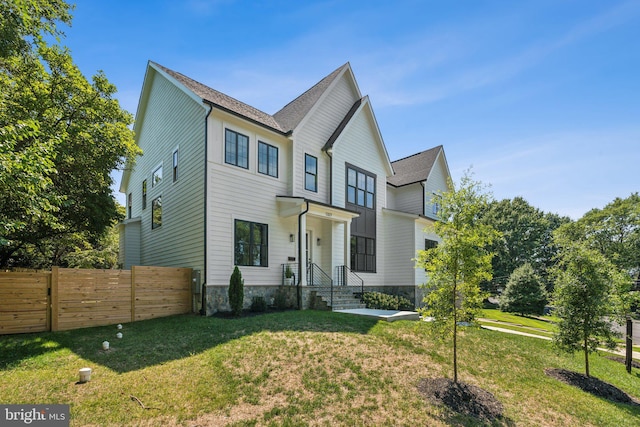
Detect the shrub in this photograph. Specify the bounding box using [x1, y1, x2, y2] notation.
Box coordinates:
[499, 263, 547, 315]
[250, 296, 267, 312]
[229, 266, 244, 317]
[363, 291, 413, 310]
[274, 287, 290, 310]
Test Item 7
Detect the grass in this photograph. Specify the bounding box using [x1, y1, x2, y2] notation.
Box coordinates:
[1, 310, 639, 426]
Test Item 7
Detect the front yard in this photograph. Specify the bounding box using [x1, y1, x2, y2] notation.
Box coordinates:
[1, 311, 638, 426]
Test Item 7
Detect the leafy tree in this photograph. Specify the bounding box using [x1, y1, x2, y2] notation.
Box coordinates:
[551, 241, 632, 377]
[499, 263, 547, 316]
[229, 266, 244, 317]
[479, 197, 570, 292]
[417, 172, 500, 383]
[0, 0, 140, 267]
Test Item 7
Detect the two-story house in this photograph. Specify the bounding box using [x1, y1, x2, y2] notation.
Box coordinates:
[119, 61, 451, 314]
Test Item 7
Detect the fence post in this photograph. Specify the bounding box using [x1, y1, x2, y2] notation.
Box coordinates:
[50, 267, 59, 332]
[131, 266, 136, 323]
[626, 317, 633, 374]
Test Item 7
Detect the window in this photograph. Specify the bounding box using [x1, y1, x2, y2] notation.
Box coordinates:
[351, 236, 375, 272]
[225, 128, 249, 169]
[431, 193, 442, 216]
[305, 154, 317, 192]
[142, 180, 147, 210]
[172, 149, 179, 182]
[234, 220, 268, 267]
[258, 141, 278, 177]
[152, 196, 162, 229]
[152, 165, 163, 187]
[425, 239, 438, 250]
[347, 167, 375, 209]
[127, 193, 132, 219]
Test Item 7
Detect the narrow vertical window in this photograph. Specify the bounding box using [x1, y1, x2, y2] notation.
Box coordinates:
[152, 196, 162, 229]
[432, 194, 442, 216]
[142, 180, 147, 210]
[305, 154, 317, 192]
[258, 141, 278, 177]
[127, 193, 132, 219]
[225, 128, 249, 169]
[172, 149, 179, 182]
[152, 164, 163, 187]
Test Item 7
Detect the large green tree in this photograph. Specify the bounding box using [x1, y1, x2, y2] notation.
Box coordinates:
[479, 197, 570, 292]
[417, 173, 500, 383]
[0, 0, 140, 267]
[551, 240, 631, 377]
[499, 262, 547, 316]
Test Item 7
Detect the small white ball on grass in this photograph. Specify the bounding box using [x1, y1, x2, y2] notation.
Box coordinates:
[117, 324, 122, 329]
[116, 332, 123, 339]
[102, 341, 109, 350]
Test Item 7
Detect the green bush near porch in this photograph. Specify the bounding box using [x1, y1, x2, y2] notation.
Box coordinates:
[362, 291, 413, 310]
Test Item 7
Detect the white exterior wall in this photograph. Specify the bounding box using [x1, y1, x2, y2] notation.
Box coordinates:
[389, 183, 424, 215]
[124, 71, 207, 272]
[383, 211, 416, 287]
[205, 112, 295, 287]
[414, 220, 440, 286]
[423, 154, 450, 220]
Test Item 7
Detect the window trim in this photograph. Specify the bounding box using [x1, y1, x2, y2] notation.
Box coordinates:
[152, 196, 162, 229]
[258, 141, 278, 178]
[234, 219, 269, 267]
[152, 163, 163, 188]
[172, 147, 179, 182]
[304, 153, 318, 192]
[225, 128, 249, 169]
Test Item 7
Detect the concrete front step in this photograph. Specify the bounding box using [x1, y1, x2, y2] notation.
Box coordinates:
[313, 287, 365, 310]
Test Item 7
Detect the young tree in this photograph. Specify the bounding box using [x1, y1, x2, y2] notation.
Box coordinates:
[417, 173, 500, 383]
[229, 266, 244, 317]
[551, 241, 631, 377]
[499, 263, 547, 316]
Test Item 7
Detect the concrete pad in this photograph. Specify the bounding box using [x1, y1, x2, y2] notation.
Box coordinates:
[334, 308, 420, 322]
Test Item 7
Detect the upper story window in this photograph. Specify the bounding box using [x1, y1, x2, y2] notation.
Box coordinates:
[305, 154, 317, 192]
[172, 148, 179, 182]
[234, 219, 268, 267]
[127, 193, 132, 219]
[225, 128, 249, 169]
[258, 141, 278, 177]
[431, 193, 442, 217]
[142, 180, 147, 210]
[347, 166, 375, 209]
[425, 239, 438, 250]
[152, 164, 163, 188]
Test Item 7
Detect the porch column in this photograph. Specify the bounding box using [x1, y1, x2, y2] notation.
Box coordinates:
[299, 212, 308, 286]
[344, 220, 351, 269]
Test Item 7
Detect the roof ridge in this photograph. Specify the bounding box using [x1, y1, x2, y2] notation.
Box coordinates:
[391, 145, 442, 164]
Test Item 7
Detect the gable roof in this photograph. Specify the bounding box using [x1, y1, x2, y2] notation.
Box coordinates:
[387, 145, 445, 187]
[273, 63, 350, 132]
[151, 62, 288, 135]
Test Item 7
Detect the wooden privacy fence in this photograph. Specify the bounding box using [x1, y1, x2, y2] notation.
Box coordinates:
[0, 266, 192, 334]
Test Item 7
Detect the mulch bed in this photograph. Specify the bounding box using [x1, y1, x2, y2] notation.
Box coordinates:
[417, 377, 504, 422]
[544, 368, 640, 406]
[604, 355, 640, 369]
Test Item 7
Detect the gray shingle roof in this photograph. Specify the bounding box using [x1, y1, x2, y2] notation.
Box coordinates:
[273, 63, 349, 132]
[388, 145, 443, 187]
[151, 62, 287, 134]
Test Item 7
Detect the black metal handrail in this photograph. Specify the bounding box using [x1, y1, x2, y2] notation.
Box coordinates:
[335, 265, 364, 297]
[281, 263, 297, 286]
[308, 263, 334, 307]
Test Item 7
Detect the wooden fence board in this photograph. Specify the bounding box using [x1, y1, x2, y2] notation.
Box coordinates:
[0, 272, 50, 334]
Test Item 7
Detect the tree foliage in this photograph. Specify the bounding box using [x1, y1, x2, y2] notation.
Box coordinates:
[229, 266, 244, 317]
[0, 0, 140, 268]
[417, 172, 500, 383]
[499, 263, 547, 316]
[551, 240, 632, 377]
[479, 197, 570, 292]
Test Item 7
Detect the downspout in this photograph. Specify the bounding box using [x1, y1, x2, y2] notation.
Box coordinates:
[325, 147, 333, 205]
[200, 102, 214, 315]
[421, 182, 426, 216]
[297, 200, 309, 309]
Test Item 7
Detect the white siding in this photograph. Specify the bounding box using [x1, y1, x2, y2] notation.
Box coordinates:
[383, 211, 416, 287]
[414, 220, 440, 286]
[125, 71, 207, 272]
[390, 183, 423, 214]
[424, 153, 450, 219]
[205, 113, 294, 286]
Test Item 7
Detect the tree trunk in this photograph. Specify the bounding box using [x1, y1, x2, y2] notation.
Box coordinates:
[453, 282, 458, 383]
[584, 334, 590, 377]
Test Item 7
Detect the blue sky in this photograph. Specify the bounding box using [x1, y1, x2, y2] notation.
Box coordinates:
[60, 1, 639, 219]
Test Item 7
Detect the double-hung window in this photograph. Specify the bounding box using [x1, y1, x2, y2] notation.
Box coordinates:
[258, 141, 278, 177]
[225, 129, 249, 169]
[305, 154, 317, 192]
[234, 220, 268, 267]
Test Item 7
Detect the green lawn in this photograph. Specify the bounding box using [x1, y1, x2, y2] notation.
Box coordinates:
[1, 311, 639, 426]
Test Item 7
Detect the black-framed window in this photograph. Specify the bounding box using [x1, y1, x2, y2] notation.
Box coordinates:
[152, 196, 162, 229]
[172, 149, 179, 182]
[425, 239, 438, 250]
[305, 154, 317, 192]
[351, 236, 375, 273]
[347, 167, 375, 209]
[258, 141, 278, 177]
[234, 219, 268, 267]
[127, 193, 132, 219]
[142, 180, 147, 210]
[225, 128, 249, 169]
[152, 165, 162, 188]
[431, 193, 442, 216]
